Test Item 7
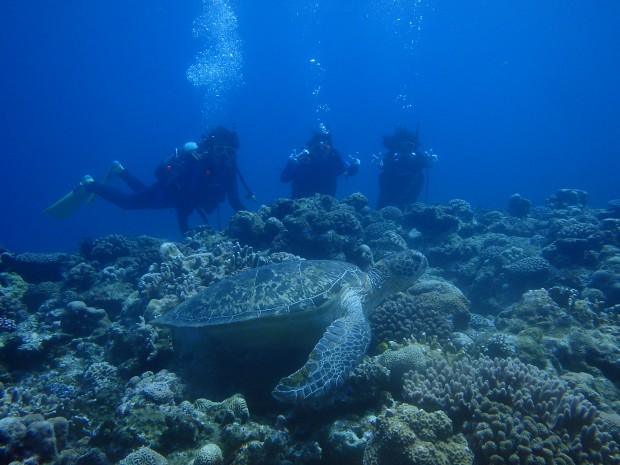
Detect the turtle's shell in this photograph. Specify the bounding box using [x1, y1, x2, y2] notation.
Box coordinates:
[154, 260, 367, 331]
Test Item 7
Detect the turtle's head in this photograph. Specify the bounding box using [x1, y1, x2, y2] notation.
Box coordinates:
[369, 250, 428, 292]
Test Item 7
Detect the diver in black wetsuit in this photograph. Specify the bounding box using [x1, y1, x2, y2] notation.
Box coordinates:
[280, 126, 360, 199]
[82, 126, 248, 233]
[374, 125, 438, 209]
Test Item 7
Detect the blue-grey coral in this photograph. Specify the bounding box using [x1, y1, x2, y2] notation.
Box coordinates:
[403, 355, 620, 464]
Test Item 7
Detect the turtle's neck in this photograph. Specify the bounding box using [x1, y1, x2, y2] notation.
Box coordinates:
[367, 262, 389, 293]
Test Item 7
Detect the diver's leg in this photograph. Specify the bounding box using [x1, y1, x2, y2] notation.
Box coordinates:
[85, 182, 161, 210]
[176, 207, 191, 234]
[117, 169, 147, 192]
[409, 170, 425, 203]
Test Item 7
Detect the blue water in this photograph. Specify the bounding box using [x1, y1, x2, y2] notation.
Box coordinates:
[1, 1, 619, 253]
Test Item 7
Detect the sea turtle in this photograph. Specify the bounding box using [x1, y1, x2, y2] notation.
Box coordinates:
[154, 249, 428, 405]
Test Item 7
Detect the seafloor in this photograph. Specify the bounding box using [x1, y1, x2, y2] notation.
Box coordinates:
[1, 189, 619, 465]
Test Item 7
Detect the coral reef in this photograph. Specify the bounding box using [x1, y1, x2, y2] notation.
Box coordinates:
[403, 355, 620, 464]
[228, 194, 364, 260]
[1, 188, 620, 465]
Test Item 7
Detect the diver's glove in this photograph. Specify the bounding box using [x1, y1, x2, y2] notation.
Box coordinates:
[345, 154, 361, 177]
[289, 149, 311, 164]
[424, 149, 438, 166]
[371, 153, 384, 167]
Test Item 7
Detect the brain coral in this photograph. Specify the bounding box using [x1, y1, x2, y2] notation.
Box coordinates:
[376, 343, 428, 379]
[193, 443, 223, 465]
[119, 447, 168, 465]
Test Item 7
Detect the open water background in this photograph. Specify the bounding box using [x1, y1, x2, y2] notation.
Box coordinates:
[1, 0, 619, 252]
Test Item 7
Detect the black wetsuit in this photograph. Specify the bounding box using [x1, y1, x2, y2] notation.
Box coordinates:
[86, 154, 245, 233]
[280, 150, 357, 199]
[377, 152, 429, 209]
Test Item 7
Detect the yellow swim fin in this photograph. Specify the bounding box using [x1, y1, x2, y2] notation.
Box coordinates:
[45, 176, 93, 219]
[45, 188, 89, 219]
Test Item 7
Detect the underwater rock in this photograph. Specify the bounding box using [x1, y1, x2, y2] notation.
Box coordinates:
[25, 419, 58, 461]
[589, 254, 620, 305]
[363, 402, 473, 465]
[60, 300, 110, 337]
[403, 203, 462, 236]
[507, 193, 531, 218]
[325, 416, 374, 464]
[0, 416, 27, 462]
[48, 416, 69, 452]
[220, 417, 323, 465]
[0, 415, 68, 464]
[606, 199, 620, 218]
[546, 188, 589, 209]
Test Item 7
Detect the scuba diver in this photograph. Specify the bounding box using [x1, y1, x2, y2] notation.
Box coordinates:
[373, 125, 438, 209]
[45, 125, 253, 234]
[280, 125, 360, 199]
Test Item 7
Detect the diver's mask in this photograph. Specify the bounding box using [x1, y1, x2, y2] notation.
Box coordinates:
[212, 145, 237, 161]
[310, 141, 332, 158]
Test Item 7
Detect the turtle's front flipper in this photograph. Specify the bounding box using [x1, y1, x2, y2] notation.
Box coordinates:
[272, 289, 371, 405]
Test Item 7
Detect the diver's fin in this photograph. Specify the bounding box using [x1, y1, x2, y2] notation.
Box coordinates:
[45, 188, 89, 219]
[85, 161, 122, 205]
[45, 176, 93, 219]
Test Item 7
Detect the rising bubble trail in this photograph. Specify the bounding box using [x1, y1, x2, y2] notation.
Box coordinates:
[187, 0, 244, 116]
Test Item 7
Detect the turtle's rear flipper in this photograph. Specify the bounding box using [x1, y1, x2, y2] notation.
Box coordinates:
[272, 289, 371, 405]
